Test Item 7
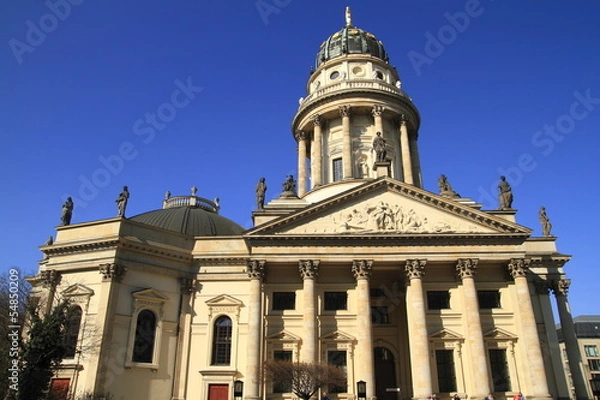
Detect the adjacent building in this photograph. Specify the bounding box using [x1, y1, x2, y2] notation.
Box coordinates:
[30, 9, 589, 400]
[558, 316, 600, 399]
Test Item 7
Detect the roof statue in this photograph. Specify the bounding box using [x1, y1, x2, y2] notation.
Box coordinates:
[256, 177, 267, 209]
[280, 175, 297, 198]
[60, 197, 73, 226]
[498, 175, 514, 210]
[345, 6, 352, 27]
[539, 206, 553, 237]
[438, 175, 460, 198]
[116, 185, 130, 217]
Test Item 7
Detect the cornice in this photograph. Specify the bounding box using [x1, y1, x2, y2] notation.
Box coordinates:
[41, 239, 120, 256]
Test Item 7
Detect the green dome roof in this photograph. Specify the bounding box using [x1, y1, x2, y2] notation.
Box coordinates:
[315, 23, 388, 69]
[130, 195, 244, 237]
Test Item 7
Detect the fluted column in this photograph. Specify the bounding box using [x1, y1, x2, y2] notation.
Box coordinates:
[296, 130, 308, 197]
[246, 260, 266, 400]
[456, 259, 490, 398]
[352, 260, 375, 399]
[508, 259, 550, 399]
[399, 118, 413, 185]
[311, 114, 323, 188]
[340, 105, 353, 179]
[299, 260, 319, 363]
[172, 278, 197, 400]
[409, 134, 422, 188]
[553, 279, 591, 399]
[404, 259, 432, 399]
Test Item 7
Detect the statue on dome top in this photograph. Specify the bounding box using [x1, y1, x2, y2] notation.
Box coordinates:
[345, 6, 352, 27]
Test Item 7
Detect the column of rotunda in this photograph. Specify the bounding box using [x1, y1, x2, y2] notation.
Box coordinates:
[456, 259, 491, 397]
[352, 260, 376, 399]
[311, 114, 323, 188]
[404, 259, 433, 399]
[296, 131, 308, 197]
[399, 119, 413, 185]
[508, 258, 551, 399]
[299, 260, 320, 363]
[340, 105, 352, 179]
[245, 260, 266, 400]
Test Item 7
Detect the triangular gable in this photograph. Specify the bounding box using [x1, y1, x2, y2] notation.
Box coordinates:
[267, 330, 302, 342]
[429, 328, 464, 341]
[62, 283, 94, 298]
[321, 330, 356, 342]
[205, 294, 243, 307]
[247, 178, 531, 239]
[483, 327, 517, 341]
[132, 288, 169, 303]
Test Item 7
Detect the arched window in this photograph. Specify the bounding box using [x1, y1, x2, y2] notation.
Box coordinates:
[132, 310, 157, 363]
[64, 305, 82, 359]
[211, 316, 232, 365]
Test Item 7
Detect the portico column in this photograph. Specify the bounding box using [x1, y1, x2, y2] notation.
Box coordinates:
[340, 105, 353, 179]
[508, 258, 551, 399]
[245, 260, 266, 400]
[399, 118, 413, 185]
[456, 259, 490, 398]
[296, 131, 308, 197]
[553, 279, 592, 399]
[404, 259, 432, 399]
[352, 260, 375, 400]
[299, 260, 320, 363]
[311, 114, 323, 188]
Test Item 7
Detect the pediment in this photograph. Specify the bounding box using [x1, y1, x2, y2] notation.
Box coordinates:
[429, 328, 464, 341]
[132, 288, 169, 303]
[267, 330, 302, 342]
[321, 330, 356, 342]
[62, 284, 94, 298]
[483, 327, 517, 341]
[205, 294, 243, 307]
[247, 178, 530, 239]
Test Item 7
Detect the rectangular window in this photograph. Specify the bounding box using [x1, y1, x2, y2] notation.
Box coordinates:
[371, 306, 390, 324]
[489, 349, 512, 392]
[427, 291, 450, 310]
[273, 292, 296, 311]
[589, 359, 600, 371]
[478, 290, 501, 309]
[585, 345, 600, 357]
[370, 288, 386, 297]
[328, 350, 347, 393]
[333, 158, 343, 182]
[273, 351, 293, 393]
[324, 292, 347, 311]
[435, 350, 457, 393]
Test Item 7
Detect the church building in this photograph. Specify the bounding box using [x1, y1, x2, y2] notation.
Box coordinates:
[31, 8, 589, 400]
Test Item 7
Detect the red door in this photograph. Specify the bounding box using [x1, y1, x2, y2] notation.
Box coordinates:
[208, 384, 229, 400]
[49, 378, 70, 400]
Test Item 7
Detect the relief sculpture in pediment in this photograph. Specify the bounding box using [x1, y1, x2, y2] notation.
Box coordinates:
[334, 201, 453, 234]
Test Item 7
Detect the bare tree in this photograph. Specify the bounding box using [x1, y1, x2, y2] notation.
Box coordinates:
[263, 360, 347, 400]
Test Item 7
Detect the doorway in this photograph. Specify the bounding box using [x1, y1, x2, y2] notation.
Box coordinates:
[374, 347, 399, 400]
[208, 384, 229, 400]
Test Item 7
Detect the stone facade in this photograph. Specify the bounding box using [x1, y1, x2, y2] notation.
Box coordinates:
[31, 9, 586, 400]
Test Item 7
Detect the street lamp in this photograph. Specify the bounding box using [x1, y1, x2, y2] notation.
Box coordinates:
[357, 381, 367, 400]
[234, 380, 244, 400]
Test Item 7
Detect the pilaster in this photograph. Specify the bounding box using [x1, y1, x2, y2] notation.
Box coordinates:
[245, 260, 266, 400]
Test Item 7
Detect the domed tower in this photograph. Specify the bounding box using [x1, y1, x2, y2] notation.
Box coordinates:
[292, 7, 422, 198]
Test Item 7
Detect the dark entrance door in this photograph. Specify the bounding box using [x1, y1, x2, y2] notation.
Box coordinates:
[208, 384, 229, 400]
[375, 347, 398, 400]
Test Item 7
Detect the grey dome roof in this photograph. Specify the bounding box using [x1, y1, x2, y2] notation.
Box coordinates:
[130, 196, 244, 237]
[315, 25, 388, 69]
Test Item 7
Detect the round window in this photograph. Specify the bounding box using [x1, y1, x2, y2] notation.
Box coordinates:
[330, 71, 340, 80]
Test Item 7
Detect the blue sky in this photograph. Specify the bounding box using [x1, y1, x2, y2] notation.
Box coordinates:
[2, 1, 599, 318]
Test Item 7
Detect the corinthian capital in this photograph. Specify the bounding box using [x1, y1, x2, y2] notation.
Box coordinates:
[339, 105, 351, 117]
[295, 130, 308, 141]
[99, 263, 126, 282]
[247, 260, 266, 280]
[311, 114, 322, 127]
[299, 260, 320, 279]
[404, 259, 426, 280]
[508, 258, 531, 280]
[39, 269, 60, 288]
[456, 258, 478, 280]
[371, 105, 384, 117]
[352, 260, 373, 280]
[552, 278, 571, 296]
